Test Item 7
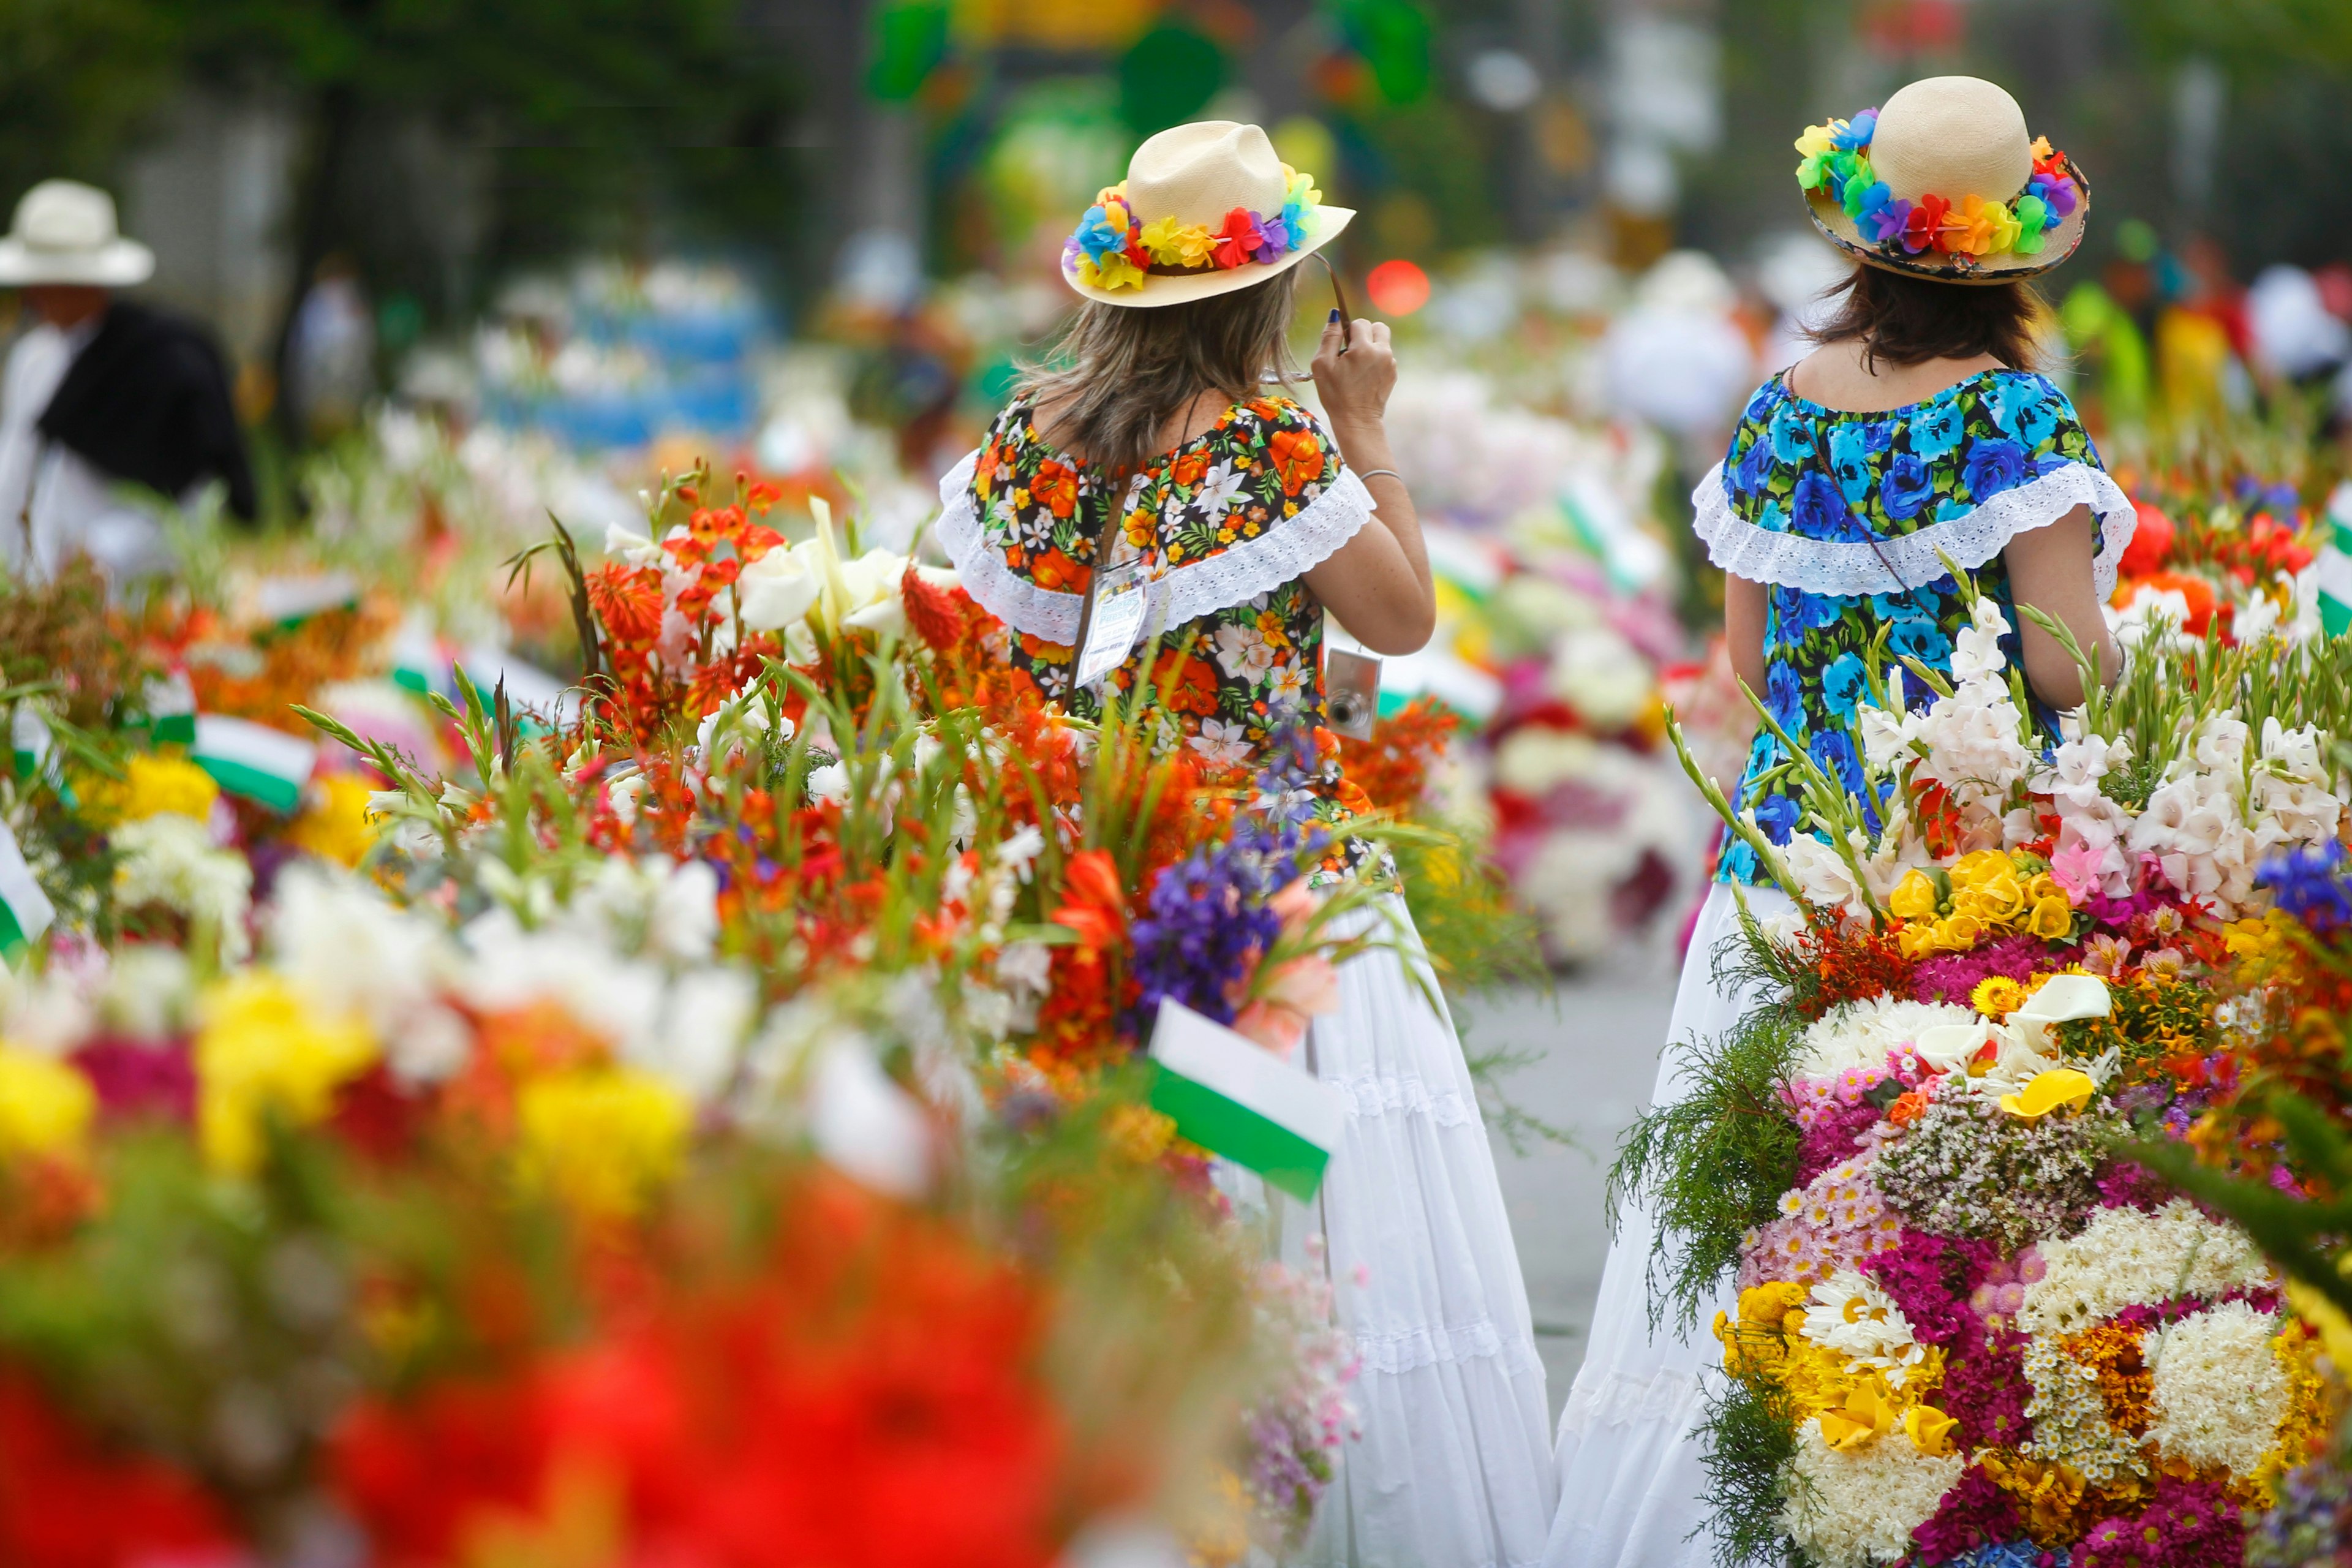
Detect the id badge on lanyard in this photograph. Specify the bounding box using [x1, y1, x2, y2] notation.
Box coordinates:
[1071, 486, 1156, 692]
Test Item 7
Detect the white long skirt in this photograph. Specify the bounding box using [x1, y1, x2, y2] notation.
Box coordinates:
[1292, 894, 1556, 1568]
[1539, 880, 1791, 1567]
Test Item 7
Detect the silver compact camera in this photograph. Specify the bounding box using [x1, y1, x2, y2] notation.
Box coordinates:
[1324, 648, 1381, 741]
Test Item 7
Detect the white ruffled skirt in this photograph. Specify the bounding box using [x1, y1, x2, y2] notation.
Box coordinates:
[1291, 894, 1556, 1568]
[1540, 881, 1790, 1567]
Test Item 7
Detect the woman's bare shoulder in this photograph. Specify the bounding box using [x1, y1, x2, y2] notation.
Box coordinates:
[1787, 342, 2005, 413]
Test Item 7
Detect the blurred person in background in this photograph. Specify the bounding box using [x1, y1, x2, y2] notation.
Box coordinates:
[0, 179, 255, 585]
[285, 252, 376, 443]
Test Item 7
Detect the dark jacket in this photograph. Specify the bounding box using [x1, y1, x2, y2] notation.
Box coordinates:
[36, 301, 257, 522]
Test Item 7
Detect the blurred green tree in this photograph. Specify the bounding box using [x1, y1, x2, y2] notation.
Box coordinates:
[0, 0, 803, 436]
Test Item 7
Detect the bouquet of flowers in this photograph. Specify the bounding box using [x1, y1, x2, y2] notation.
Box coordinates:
[1621, 584, 2352, 1566]
[0, 463, 1490, 1562]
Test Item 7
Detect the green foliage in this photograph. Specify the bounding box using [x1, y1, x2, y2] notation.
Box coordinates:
[1608, 927, 1803, 1335]
[2130, 1091, 2352, 1322]
[0, 0, 181, 205]
[1695, 1373, 1806, 1568]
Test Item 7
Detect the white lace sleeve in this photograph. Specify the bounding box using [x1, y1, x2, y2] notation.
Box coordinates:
[1143, 466, 1376, 631]
[930, 446, 1085, 644]
[930, 448, 1378, 643]
[1692, 459, 2138, 601]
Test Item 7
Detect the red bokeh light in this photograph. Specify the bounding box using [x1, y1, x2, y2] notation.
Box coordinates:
[1365, 259, 1430, 317]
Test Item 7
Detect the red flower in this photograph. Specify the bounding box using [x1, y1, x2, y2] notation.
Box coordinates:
[0, 1370, 234, 1568]
[1901, 194, 1950, 254]
[1212, 207, 1262, 271]
[587, 562, 666, 644]
[1050, 849, 1127, 952]
[1030, 459, 1080, 519]
[901, 564, 970, 652]
[1268, 429, 1325, 495]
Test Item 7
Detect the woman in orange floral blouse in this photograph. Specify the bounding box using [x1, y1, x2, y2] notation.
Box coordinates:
[933, 121, 1555, 1567]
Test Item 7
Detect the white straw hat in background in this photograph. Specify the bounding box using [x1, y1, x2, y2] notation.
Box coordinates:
[0, 179, 156, 288]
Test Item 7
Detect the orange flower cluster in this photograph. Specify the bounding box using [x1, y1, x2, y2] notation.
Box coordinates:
[1336, 698, 1458, 815]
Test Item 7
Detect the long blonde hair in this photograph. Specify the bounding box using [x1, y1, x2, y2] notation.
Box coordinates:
[1014, 269, 1303, 478]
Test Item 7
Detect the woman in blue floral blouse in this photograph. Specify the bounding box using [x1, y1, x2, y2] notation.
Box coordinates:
[1545, 76, 2132, 1568]
[935, 122, 1558, 1566]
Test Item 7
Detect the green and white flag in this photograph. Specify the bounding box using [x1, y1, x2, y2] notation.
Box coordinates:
[138, 673, 197, 746]
[0, 819, 55, 956]
[254, 571, 360, 631]
[2319, 481, 2352, 639]
[10, 703, 48, 782]
[192, 715, 317, 814]
[1147, 998, 1345, 1202]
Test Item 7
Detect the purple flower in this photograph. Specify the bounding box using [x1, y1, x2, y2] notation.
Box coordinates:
[1129, 814, 1326, 1034]
[1861, 194, 1913, 244]
[2260, 839, 2352, 929]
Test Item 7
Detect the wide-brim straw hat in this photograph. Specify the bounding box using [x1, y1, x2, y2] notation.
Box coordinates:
[1804, 76, 2088, 285]
[1062, 121, 1354, 309]
[0, 179, 155, 287]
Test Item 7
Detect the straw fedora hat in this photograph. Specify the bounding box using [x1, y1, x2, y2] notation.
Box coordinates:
[1062, 121, 1354, 309]
[0, 179, 155, 288]
[1803, 76, 2088, 285]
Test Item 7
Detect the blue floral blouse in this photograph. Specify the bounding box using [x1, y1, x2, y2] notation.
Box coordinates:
[1695, 369, 2134, 886]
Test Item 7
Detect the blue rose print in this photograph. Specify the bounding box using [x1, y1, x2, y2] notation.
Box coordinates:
[1910, 396, 1964, 460]
[1962, 438, 2027, 500]
[1735, 432, 1773, 495]
[1774, 583, 1843, 638]
[1757, 498, 1789, 534]
[1792, 469, 1852, 537]
[1881, 451, 1934, 521]
[1826, 423, 1875, 503]
[1765, 660, 1803, 729]
[1752, 790, 1801, 845]
[1821, 650, 1871, 720]
[1887, 616, 1951, 665]
[1769, 404, 1818, 464]
[1809, 728, 1866, 798]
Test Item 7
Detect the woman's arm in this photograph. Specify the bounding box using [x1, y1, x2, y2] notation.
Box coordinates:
[2003, 505, 2120, 707]
[1725, 573, 1768, 698]
[1300, 314, 1436, 655]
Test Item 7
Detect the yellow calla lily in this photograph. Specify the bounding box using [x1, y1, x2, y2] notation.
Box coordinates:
[1904, 1403, 1958, 1457]
[1816, 1381, 1898, 1450]
[1997, 1068, 2097, 1121]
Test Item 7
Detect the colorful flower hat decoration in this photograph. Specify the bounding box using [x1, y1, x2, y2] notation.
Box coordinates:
[1795, 75, 2089, 283]
[1062, 121, 1353, 307]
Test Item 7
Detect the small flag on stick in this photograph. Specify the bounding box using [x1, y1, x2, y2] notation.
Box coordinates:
[1147, 998, 1345, 1202]
[192, 716, 318, 814]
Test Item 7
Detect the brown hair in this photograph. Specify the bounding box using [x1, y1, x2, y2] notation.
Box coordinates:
[1806, 263, 2046, 372]
[1014, 268, 1302, 478]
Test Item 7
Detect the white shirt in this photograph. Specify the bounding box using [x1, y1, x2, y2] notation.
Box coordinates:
[0, 320, 172, 582]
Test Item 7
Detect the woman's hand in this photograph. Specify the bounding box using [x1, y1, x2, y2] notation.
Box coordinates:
[1300, 313, 1433, 655]
[1311, 314, 1396, 430]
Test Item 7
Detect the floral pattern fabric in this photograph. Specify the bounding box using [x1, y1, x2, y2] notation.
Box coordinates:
[959, 395, 1377, 861]
[1714, 370, 2117, 885]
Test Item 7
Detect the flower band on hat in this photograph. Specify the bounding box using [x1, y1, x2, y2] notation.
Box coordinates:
[1063, 165, 1324, 293]
[1796, 110, 2082, 268]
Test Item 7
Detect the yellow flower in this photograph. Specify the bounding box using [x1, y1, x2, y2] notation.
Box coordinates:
[1793, 123, 1836, 162]
[1817, 1379, 1899, 1450]
[2285, 1276, 2352, 1377]
[1997, 1068, 2097, 1121]
[1970, 976, 2029, 1020]
[0, 1044, 96, 1158]
[516, 1067, 691, 1219]
[290, 774, 380, 868]
[81, 752, 222, 827]
[1099, 197, 1131, 232]
[1899, 922, 1943, 962]
[2225, 913, 2292, 962]
[1888, 869, 1940, 921]
[2027, 895, 2074, 940]
[1105, 1102, 1175, 1164]
[1080, 251, 1146, 292]
[1932, 913, 1983, 952]
[1281, 162, 1322, 208]
[195, 973, 378, 1174]
[1904, 1403, 1958, 1457]
[1139, 216, 1213, 269]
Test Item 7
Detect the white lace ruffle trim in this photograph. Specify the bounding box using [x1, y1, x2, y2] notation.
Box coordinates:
[1691, 458, 2136, 601]
[1558, 1363, 1708, 1436]
[1349, 1314, 1548, 1379]
[929, 447, 1377, 644]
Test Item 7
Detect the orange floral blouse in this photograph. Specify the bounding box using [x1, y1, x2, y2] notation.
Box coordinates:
[935, 393, 1382, 856]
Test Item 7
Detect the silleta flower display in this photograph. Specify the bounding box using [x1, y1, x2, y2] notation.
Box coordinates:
[1618, 579, 2352, 1566]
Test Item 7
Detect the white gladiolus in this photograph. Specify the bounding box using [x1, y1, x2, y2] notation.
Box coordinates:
[736, 537, 825, 631]
[1948, 594, 2010, 681]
